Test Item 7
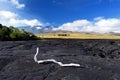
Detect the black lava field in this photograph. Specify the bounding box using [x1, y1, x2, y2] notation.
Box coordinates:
[1, 39, 120, 80]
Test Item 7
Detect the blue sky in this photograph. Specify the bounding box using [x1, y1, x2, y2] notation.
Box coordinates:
[21, 0, 120, 25]
[0, 0, 120, 33]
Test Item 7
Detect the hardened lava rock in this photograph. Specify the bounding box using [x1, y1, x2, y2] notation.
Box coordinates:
[0, 39, 120, 80]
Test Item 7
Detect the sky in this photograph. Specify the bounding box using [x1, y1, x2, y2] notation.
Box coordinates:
[0, 0, 120, 33]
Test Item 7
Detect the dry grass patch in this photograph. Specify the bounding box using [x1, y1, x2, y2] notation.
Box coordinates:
[36, 32, 120, 39]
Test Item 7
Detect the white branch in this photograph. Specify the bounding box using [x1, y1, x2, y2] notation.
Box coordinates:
[34, 47, 80, 67]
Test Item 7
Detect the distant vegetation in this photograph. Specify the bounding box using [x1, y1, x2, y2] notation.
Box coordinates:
[58, 34, 70, 36]
[0, 24, 39, 41]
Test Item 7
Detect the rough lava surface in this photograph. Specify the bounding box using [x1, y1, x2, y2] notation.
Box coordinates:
[0, 39, 120, 80]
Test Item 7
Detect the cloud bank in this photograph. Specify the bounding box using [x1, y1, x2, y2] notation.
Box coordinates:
[53, 17, 120, 33]
[0, 10, 42, 27]
[0, 0, 25, 9]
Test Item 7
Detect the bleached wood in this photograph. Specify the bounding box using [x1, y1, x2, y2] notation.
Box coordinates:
[34, 47, 80, 67]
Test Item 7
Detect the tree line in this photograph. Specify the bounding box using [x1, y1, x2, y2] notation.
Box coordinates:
[0, 24, 39, 41]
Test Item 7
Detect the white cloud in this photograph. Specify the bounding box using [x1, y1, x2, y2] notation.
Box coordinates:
[9, 19, 42, 27]
[0, 10, 17, 19]
[0, 0, 25, 9]
[53, 20, 91, 32]
[83, 18, 120, 33]
[10, 0, 25, 9]
[53, 17, 120, 33]
[94, 16, 104, 21]
[0, 10, 42, 27]
[36, 26, 42, 29]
